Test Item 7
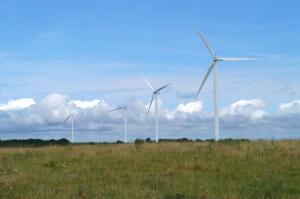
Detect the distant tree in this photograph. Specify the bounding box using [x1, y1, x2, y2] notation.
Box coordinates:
[0, 138, 70, 147]
[134, 139, 144, 150]
[176, 138, 191, 142]
[218, 138, 250, 144]
[134, 139, 144, 144]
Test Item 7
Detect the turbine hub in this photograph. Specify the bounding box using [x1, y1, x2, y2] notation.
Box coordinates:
[214, 57, 222, 62]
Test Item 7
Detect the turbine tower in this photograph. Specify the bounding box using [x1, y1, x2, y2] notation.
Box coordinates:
[64, 113, 75, 143]
[195, 30, 258, 141]
[142, 76, 170, 142]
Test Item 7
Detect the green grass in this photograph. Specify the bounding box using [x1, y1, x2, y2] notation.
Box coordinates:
[0, 140, 300, 198]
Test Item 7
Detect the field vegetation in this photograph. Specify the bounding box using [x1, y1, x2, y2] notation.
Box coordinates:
[0, 139, 299, 198]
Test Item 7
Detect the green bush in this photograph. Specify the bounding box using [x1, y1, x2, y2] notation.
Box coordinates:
[134, 138, 144, 150]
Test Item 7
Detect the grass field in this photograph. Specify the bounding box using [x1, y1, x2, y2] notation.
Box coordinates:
[0, 140, 300, 199]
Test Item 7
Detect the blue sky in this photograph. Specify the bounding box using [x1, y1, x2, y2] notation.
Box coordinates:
[0, 0, 299, 141]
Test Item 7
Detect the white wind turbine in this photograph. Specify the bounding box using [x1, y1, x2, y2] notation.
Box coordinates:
[195, 30, 258, 141]
[64, 113, 76, 143]
[142, 76, 170, 142]
[109, 106, 128, 143]
[109, 105, 138, 143]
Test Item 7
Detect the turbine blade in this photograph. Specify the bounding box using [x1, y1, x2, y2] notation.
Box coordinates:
[141, 76, 155, 91]
[146, 94, 155, 119]
[155, 83, 171, 93]
[219, 57, 260, 62]
[196, 62, 216, 98]
[196, 29, 216, 58]
[109, 107, 125, 112]
[64, 113, 72, 124]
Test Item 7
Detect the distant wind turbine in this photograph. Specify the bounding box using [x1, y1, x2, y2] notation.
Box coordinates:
[195, 30, 259, 141]
[109, 105, 137, 143]
[109, 106, 128, 143]
[142, 76, 170, 142]
[64, 113, 76, 143]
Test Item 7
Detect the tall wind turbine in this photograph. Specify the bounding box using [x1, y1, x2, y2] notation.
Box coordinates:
[109, 106, 128, 143]
[142, 76, 170, 142]
[64, 113, 75, 143]
[195, 30, 258, 141]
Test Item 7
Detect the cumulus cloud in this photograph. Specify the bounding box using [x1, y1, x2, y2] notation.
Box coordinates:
[221, 99, 267, 121]
[166, 101, 203, 119]
[0, 98, 36, 111]
[34, 94, 71, 123]
[279, 100, 300, 114]
[69, 99, 100, 109]
[0, 94, 299, 140]
[176, 101, 203, 113]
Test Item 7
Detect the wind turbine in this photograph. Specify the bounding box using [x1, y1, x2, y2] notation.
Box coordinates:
[109, 105, 138, 143]
[195, 30, 258, 141]
[64, 113, 75, 143]
[109, 106, 128, 143]
[142, 76, 170, 142]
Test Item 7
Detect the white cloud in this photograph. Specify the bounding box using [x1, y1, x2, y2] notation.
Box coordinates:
[279, 100, 300, 114]
[39, 93, 69, 109]
[176, 101, 203, 113]
[221, 99, 267, 120]
[0, 98, 36, 111]
[32, 93, 71, 123]
[69, 99, 100, 109]
[166, 101, 203, 119]
[0, 94, 299, 140]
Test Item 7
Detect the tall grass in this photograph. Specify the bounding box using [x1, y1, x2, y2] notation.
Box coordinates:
[0, 140, 299, 198]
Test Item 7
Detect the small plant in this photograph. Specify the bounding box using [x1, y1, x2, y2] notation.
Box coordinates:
[44, 160, 58, 169]
[134, 139, 144, 150]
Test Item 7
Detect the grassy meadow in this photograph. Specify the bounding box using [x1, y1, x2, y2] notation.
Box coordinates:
[0, 140, 300, 199]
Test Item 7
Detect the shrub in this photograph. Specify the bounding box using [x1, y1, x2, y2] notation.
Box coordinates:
[134, 139, 144, 144]
[134, 139, 144, 150]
